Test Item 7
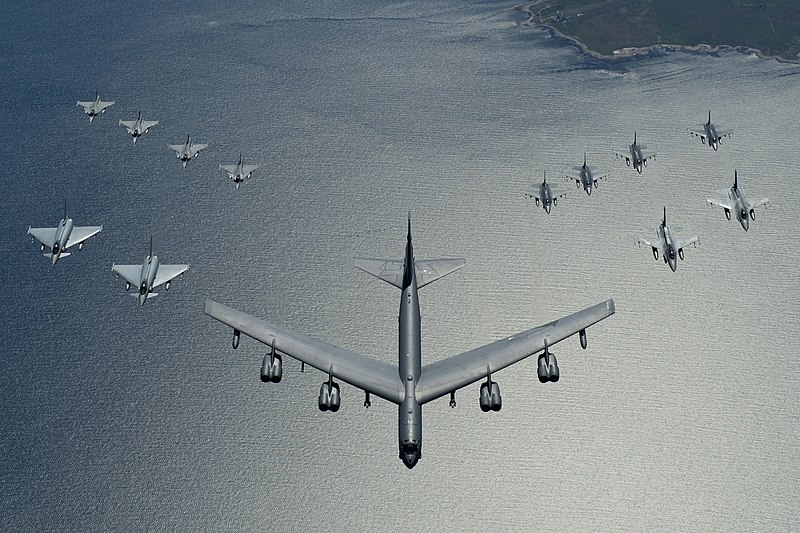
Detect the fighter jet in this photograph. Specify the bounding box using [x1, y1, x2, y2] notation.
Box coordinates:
[112, 237, 188, 306]
[118, 111, 159, 143]
[615, 132, 656, 174]
[565, 153, 609, 196]
[637, 207, 699, 272]
[204, 216, 615, 469]
[219, 153, 259, 189]
[168, 134, 208, 168]
[689, 111, 732, 151]
[523, 171, 565, 213]
[706, 170, 769, 231]
[76, 92, 115, 123]
[27, 201, 102, 266]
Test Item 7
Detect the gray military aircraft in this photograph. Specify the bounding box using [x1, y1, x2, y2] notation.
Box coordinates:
[706, 170, 769, 231]
[523, 171, 565, 213]
[112, 237, 188, 306]
[565, 153, 609, 196]
[169, 134, 208, 168]
[76, 92, 114, 123]
[204, 217, 615, 469]
[689, 111, 732, 151]
[219, 153, 259, 189]
[27, 202, 102, 266]
[637, 207, 699, 272]
[118, 111, 159, 143]
[615, 132, 656, 174]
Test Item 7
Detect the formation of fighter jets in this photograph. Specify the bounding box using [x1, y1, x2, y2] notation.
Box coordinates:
[521, 110, 770, 272]
[26, 93, 771, 469]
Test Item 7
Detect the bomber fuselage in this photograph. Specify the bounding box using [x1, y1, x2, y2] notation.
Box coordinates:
[398, 233, 423, 468]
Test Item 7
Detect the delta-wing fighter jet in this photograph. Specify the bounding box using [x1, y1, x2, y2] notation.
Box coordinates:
[637, 207, 699, 272]
[523, 171, 565, 213]
[204, 216, 616, 469]
[27, 202, 102, 265]
[112, 237, 188, 306]
[76, 92, 114, 123]
[565, 153, 609, 196]
[615, 132, 656, 174]
[219, 153, 259, 189]
[706, 170, 769, 231]
[118, 111, 158, 143]
[689, 111, 732, 151]
[169, 134, 208, 168]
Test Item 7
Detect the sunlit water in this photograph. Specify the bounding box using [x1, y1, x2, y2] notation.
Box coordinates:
[2, 1, 799, 530]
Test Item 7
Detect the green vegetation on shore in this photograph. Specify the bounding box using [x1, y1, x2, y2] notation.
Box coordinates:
[522, 0, 800, 61]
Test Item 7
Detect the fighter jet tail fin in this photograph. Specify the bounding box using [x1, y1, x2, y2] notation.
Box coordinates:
[734, 169, 739, 190]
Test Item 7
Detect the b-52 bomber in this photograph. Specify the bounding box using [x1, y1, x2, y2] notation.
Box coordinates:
[219, 153, 259, 189]
[565, 153, 608, 196]
[706, 170, 769, 231]
[689, 111, 731, 151]
[205, 217, 615, 469]
[27, 202, 102, 266]
[168, 134, 208, 168]
[112, 237, 188, 306]
[523, 171, 565, 213]
[76, 92, 114, 123]
[118, 111, 159, 143]
[637, 207, 699, 272]
[615, 132, 656, 174]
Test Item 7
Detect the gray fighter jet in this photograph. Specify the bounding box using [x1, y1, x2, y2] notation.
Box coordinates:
[219, 153, 259, 189]
[565, 153, 609, 196]
[637, 207, 699, 272]
[118, 111, 159, 143]
[523, 171, 565, 213]
[689, 111, 732, 151]
[27, 202, 102, 266]
[204, 217, 616, 469]
[112, 237, 188, 306]
[706, 170, 769, 231]
[168, 134, 208, 168]
[615, 132, 656, 174]
[76, 92, 114, 123]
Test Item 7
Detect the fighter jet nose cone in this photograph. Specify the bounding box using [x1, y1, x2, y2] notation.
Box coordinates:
[401, 452, 420, 469]
[669, 261, 677, 273]
[587, 187, 592, 196]
[139, 295, 146, 306]
[51, 255, 58, 266]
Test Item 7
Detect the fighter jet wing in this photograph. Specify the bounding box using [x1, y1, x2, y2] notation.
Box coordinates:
[414, 299, 615, 404]
[747, 196, 770, 210]
[118, 120, 137, 131]
[168, 143, 186, 154]
[204, 300, 405, 404]
[112, 264, 142, 286]
[140, 120, 158, 130]
[674, 234, 699, 250]
[689, 129, 708, 141]
[637, 235, 665, 255]
[95, 100, 114, 113]
[614, 152, 632, 164]
[76, 100, 94, 111]
[65, 226, 102, 249]
[27, 227, 57, 247]
[241, 165, 259, 177]
[191, 143, 208, 156]
[219, 164, 238, 176]
[706, 195, 735, 210]
[153, 264, 189, 288]
[521, 186, 541, 202]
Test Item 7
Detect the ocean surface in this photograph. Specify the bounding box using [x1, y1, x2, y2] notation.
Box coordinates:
[2, 1, 799, 531]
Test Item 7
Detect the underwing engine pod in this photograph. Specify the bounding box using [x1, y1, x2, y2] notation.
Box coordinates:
[318, 365, 341, 412]
[260, 338, 282, 383]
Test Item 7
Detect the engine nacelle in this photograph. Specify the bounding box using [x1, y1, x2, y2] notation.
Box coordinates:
[479, 381, 502, 412]
[165, 281, 171, 291]
[538, 351, 560, 383]
[318, 381, 341, 412]
[678, 248, 684, 261]
[652, 247, 659, 260]
[750, 209, 755, 221]
[260, 353, 282, 383]
[232, 329, 240, 349]
[724, 208, 731, 220]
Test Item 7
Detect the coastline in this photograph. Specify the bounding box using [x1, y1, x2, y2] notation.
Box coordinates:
[514, 2, 800, 66]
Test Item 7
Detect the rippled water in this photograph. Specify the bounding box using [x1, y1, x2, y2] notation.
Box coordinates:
[2, 1, 799, 530]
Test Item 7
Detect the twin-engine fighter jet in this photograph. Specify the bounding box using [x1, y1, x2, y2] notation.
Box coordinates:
[76, 92, 114, 123]
[219, 154, 259, 189]
[689, 111, 732, 151]
[637, 207, 699, 272]
[112, 238, 188, 306]
[169, 134, 208, 168]
[204, 217, 616, 469]
[118, 111, 159, 143]
[706, 170, 769, 231]
[565, 153, 609, 196]
[27, 202, 102, 266]
[615, 132, 656, 174]
[523, 171, 565, 213]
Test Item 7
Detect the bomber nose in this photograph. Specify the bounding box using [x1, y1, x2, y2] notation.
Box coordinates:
[401, 451, 420, 469]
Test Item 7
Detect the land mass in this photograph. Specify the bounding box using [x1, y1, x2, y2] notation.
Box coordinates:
[518, 0, 800, 63]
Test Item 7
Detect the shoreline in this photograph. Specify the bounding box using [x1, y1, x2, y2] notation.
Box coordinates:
[515, 2, 800, 66]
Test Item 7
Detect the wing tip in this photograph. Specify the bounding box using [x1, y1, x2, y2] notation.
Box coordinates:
[607, 299, 616, 315]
